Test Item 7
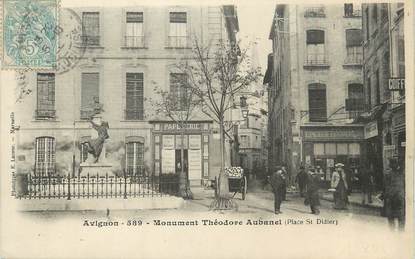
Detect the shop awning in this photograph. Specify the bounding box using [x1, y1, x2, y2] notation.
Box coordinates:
[353, 103, 387, 123]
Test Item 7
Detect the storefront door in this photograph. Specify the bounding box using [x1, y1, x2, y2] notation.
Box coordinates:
[175, 149, 188, 176]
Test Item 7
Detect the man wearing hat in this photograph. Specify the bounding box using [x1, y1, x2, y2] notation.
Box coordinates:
[270, 166, 285, 214]
[331, 163, 348, 209]
[295, 165, 307, 197]
[384, 157, 405, 230]
[305, 166, 321, 214]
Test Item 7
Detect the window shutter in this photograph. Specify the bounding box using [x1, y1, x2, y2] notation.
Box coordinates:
[81, 73, 99, 110]
[82, 12, 99, 36]
[126, 12, 143, 23]
[37, 73, 55, 112]
[346, 29, 362, 47]
[308, 84, 327, 122]
[126, 73, 144, 120]
[170, 12, 187, 23]
[306, 30, 324, 44]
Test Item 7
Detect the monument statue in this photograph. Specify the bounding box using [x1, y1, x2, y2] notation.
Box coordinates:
[84, 98, 109, 163]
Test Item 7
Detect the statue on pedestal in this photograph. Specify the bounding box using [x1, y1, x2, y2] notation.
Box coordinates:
[84, 99, 109, 163]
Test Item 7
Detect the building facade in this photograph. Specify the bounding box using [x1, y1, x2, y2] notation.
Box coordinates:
[266, 4, 365, 181]
[360, 3, 405, 188]
[15, 5, 239, 187]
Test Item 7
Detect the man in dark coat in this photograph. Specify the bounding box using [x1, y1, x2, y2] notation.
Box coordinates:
[270, 166, 285, 214]
[384, 158, 405, 230]
[305, 167, 321, 215]
[295, 166, 307, 197]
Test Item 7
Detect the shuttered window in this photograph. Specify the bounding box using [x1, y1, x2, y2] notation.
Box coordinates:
[125, 12, 144, 47]
[126, 73, 144, 120]
[36, 73, 55, 119]
[35, 137, 56, 176]
[306, 30, 326, 64]
[348, 83, 363, 99]
[126, 142, 145, 175]
[169, 12, 187, 47]
[81, 73, 99, 119]
[82, 12, 100, 45]
[346, 29, 362, 47]
[170, 73, 188, 111]
[308, 83, 327, 122]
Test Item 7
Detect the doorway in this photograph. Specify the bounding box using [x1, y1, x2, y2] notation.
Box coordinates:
[175, 149, 188, 176]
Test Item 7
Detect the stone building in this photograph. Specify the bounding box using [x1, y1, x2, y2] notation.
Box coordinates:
[359, 3, 405, 187]
[14, 5, 239, 187]
[265, 4, 365, 182]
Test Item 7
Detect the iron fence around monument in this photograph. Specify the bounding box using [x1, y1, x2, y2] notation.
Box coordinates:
[15, 172, 180, 199]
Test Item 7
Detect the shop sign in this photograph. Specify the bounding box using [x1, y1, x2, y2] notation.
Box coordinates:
[162, 135, 174, 149]
[388, 78, 405, 91]
[364, 121, 378, 139]
[392, 112, 405, 129]
[163, 123, 202, 131]
[401, 142, 406, 147]
[189, 135, 201, 149]
[303, 128, 364, 141]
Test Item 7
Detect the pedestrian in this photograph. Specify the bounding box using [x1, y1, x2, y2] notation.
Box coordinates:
[331, 163, 348, 210]
[305, 166, 321, 215]
[295, 166, 307, 197]
[384, 158, 405, 231]
[281, 164, 288, 201]
[359, 165, 373, 205]
[270, 166, 285, 214]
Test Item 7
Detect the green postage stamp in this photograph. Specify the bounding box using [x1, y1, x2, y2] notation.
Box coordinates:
[2, 0, 58, 69]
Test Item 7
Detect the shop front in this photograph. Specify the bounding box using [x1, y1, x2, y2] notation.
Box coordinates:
[391, 104, 405, 165]
[151, 121, 212, 186]
[300, 125, 365, 187]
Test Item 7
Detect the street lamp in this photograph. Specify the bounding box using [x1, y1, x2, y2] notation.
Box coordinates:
[241, 108, 249, 118]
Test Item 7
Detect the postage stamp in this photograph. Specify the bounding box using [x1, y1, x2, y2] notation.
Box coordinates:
[2, 0, 58, 69]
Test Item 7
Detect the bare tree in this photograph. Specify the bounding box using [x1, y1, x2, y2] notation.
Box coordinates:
[149, 76, 202, 199]
[174, 37, 261, 209]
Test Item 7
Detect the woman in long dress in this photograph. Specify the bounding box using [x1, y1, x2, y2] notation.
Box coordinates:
[331, 163, 348, 209]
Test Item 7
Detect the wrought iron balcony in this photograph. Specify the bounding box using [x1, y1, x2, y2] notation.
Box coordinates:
[124, 36, 145, 48]
[344, 54, 363, 65]
[304, 7, 325, 18]
[304, 55, 329, 68]
[35, 109, 56, 119]
[344, 9, 362, 17]
[167, 36, 190, 48]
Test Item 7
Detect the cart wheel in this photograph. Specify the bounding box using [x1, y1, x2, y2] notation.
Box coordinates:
[242, 176, 247, 200]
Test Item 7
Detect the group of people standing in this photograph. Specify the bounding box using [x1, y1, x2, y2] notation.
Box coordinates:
[270, 163, 350, 215]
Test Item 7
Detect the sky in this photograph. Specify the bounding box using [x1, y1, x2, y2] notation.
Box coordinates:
[237, 3, 276, 74]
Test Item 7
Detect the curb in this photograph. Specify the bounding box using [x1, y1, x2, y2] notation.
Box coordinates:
[320, 193, 382, 210]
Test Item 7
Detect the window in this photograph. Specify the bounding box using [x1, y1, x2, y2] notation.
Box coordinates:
[82, 12, 100, 46]
[337, 143, 348, 155]
[126, 141, 145, 175]
[304, 6, 325, 17]
[170, 73, 188, 111]
[125, 12, 144, 48]
[325, 143, 336, 155]
[349, 143, 360, 155]
[344, 4, 361, 17]
[314, 143, 324, 155]
[126, 73, 144, 120]
[36, 73, 55, 119]
[306, 30, 326, 65]
[240, 96, 247, 108]
[348, 84, 364, 99]
[81, 73, 99, 119]
[308, 83, 327, 122]
[345, 29, 363, 64]
[35, 137, 55, 176]
[168, 12, 187, 48]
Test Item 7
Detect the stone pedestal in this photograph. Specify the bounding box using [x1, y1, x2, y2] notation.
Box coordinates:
[80, 162, 113, 177]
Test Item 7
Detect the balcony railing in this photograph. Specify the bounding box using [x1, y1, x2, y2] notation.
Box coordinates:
[344, 54, 363, 65]
[35, 109, 56, 119]
[304, 55, 329, 67]
[344, 9, 362, 17]
[81, 35, 100, 46]
[125, 109, 144, 120]
[304, 7, 325, 17]
[124, 36, 145, 48]
[167, 36, 189, 48]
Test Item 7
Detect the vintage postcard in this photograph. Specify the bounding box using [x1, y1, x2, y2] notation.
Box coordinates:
[0, 0, 413, 258]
